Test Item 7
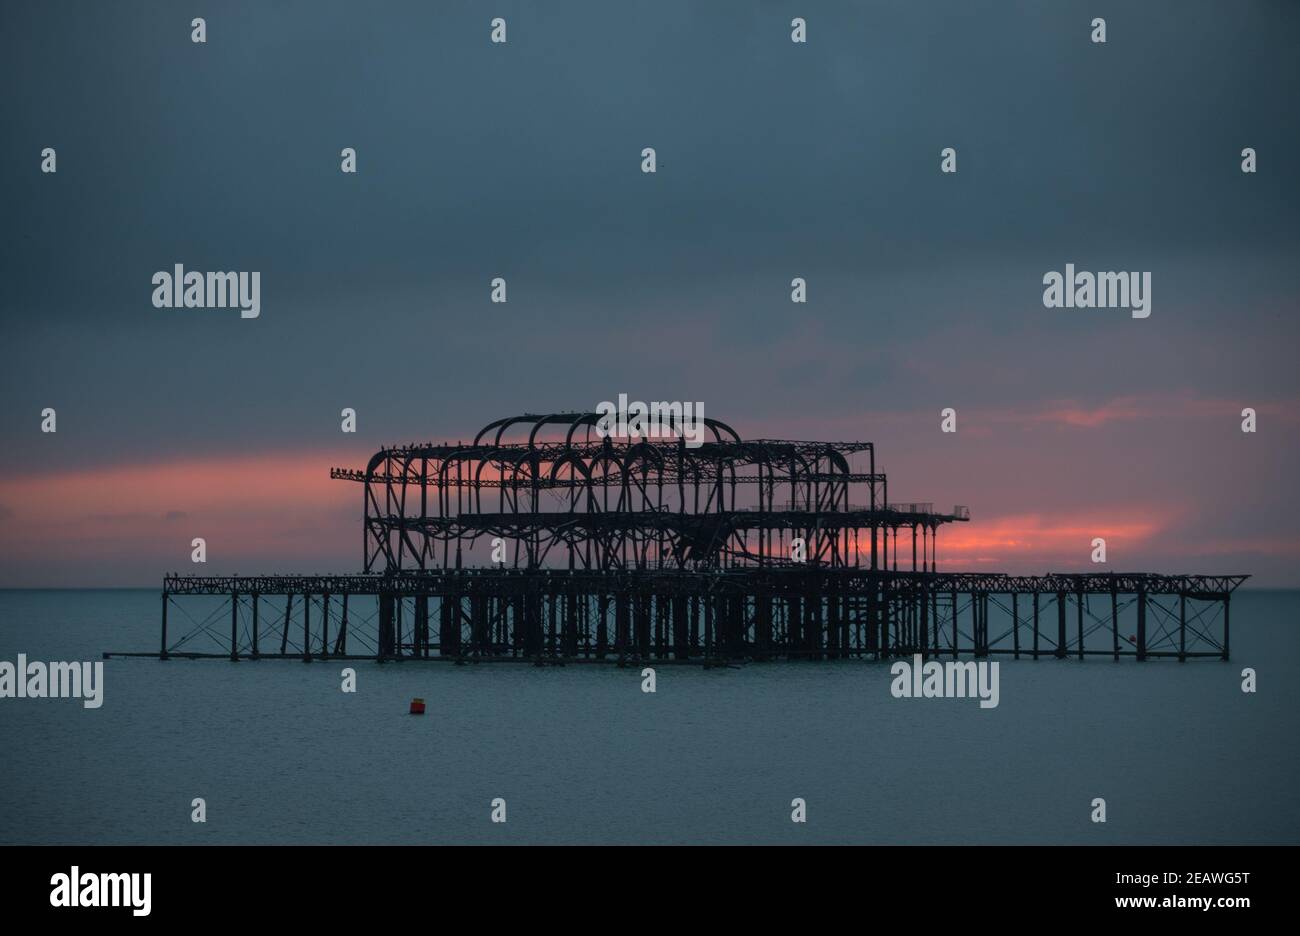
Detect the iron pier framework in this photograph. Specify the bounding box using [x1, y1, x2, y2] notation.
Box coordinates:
[126, 412, 1247, 663]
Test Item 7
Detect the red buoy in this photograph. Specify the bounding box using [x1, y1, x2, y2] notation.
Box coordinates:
[409, 697, 425, 715]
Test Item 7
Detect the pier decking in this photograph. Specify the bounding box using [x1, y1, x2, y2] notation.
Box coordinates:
[129, 568, 1244, 663]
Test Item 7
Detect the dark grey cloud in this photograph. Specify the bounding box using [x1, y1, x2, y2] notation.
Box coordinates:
[1, 0, 1297, 472]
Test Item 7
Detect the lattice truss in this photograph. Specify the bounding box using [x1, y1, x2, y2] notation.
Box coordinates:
[330, 411, 969, 573]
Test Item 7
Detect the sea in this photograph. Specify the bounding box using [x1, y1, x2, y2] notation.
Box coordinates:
[1, 588, 1297, 845]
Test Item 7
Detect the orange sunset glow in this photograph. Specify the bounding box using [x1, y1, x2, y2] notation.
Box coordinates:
[2, 431, 1290, 587]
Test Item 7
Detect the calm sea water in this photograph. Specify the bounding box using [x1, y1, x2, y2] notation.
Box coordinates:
[1, 588, 1296, 845]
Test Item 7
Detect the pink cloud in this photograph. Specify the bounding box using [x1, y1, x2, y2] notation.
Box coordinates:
[0, 448, 364, 572]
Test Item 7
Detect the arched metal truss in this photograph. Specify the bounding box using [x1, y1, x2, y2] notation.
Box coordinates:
[329, 412, 969, 574]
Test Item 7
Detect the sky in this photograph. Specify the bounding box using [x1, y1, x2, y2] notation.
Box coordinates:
[1, 0, 1297, 586]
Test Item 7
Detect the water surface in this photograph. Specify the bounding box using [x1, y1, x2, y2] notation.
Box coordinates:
[1, 589, 1296, 844]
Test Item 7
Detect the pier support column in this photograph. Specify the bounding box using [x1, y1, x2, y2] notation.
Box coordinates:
[335, 592, 349, 655]
[828, 592, 841, 660]
[440, 592, 461, 657]
[690, 595, 700, 653]
[303, 594, 312, 662]
[634, 593, 650, 659]
[470, 593, 488, 656]
[950, 588, 958, 659]
[880, 585, 892, 658]
[395, 597, 404, 657]
[551, 592, 561, 657]
[160, 592, 169, 660]
[916, 582, 928, 657]
[511, 595, 525, 656]
[931, 589, 939, 654]
[1178, 592, 1187, 662]
[615, 593, 630, 658]
[1136, 589, 1147, 662]
[414, 595, 429, 658]
[565, 590, 579, 658]
[866, 584, 878, 657]
[728, 595, 745, 658]
[653, 596, 665, 658]
[1012, 592, 1019, 659]
[321, 593, 331, 658]
[526, 591, 543, 658]
[690, 594, 708, 660]
[807, 593, 822, 660]
[378, 592, 395, 659]
[979, 592, 990, 657]
[1111, 583, 1119, 661]
[230, 592, 239, 661]
[1056, 591, 1067, 659]
[251, 593, 260, 658]
[1222, 594, 1230, 661]
[787, 595, 802, 658]
[597, 594, 610, 659]
[281, 595, 293, 655]
[1076, 584, 1085, 660]
[1032, 592, 1040, 659]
